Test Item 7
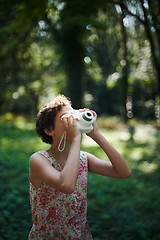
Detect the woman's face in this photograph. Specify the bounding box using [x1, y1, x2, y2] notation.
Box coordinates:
[53, 105, 73, 139]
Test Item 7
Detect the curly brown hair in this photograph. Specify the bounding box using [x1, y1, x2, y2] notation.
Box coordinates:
[36, 95, 71, 144]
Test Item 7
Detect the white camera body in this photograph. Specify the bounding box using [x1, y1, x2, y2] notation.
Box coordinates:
[65, 109, 94, 133]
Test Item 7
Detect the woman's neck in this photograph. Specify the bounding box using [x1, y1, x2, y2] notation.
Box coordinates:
[48, 140, 71, 162]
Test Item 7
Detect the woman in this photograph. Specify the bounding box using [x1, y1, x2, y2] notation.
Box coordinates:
[29, 94, 131, 239]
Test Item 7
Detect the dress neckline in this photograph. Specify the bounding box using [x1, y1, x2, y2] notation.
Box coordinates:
[45, 150, 63, 171]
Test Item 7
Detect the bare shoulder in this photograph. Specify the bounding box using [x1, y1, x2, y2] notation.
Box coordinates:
[29, 152, 52, 188]
[29, 152, 50, 170]
[30, 152, 42, 161]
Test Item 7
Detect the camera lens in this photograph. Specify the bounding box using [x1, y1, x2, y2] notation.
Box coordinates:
[82, 111, 93, 122]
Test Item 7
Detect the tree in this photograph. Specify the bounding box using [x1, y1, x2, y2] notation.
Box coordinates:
[46, 0, 109, 108]
[0, 0, 159, 121]
[0, 0, 107, 109]
[0, 0, 48, 114]
[114, 0, 160, 123]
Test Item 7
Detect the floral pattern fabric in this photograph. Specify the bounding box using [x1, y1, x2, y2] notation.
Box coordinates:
[29, 150, 93, 240]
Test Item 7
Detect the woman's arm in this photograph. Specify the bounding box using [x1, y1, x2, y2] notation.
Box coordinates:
[59, 134, 81, 192]
[85, 111, 131, 178]
[29, 117, 81, 194]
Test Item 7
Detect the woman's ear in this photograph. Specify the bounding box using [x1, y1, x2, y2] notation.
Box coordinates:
[44, 127, 55, 136]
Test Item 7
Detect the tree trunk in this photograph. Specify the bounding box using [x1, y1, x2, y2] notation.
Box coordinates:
[60, 26, 85, 109]
[120, 4, 130, 123]
[140, 0, 160, 126]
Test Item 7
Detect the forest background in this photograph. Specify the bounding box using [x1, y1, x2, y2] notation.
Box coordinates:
[0, 0, 160, 239]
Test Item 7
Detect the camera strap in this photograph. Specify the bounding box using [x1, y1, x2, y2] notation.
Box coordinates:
[58, 130, 66, 152]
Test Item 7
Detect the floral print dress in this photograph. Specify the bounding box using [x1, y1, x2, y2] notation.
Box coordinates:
[29, 150, 93, 240]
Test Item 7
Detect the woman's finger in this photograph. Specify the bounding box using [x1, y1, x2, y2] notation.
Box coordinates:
[79, 108, 89, 112]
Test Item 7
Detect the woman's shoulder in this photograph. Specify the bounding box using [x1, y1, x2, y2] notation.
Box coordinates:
[30, 150, 47, 159]
[29, 150, 50, 168]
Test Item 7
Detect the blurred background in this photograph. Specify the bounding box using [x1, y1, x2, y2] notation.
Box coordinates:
[0, 0, 160, 239]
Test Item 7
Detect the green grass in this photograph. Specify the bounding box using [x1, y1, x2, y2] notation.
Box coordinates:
[0, 116, 160, 240]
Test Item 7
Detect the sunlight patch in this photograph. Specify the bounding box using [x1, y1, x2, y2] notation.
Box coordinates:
[138, 162, 158, 173]
[130, 149, 142, 161]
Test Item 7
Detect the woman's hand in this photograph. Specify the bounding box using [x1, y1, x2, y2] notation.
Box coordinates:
[61, 115, 81, 141]
[79, 108, 99, 138]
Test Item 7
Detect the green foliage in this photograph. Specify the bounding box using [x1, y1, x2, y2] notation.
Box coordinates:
[0, 126, 32, 239]
[1, 0, 159, 120]
[82, 134, 160, 239]
[0, 116, 160, 239]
